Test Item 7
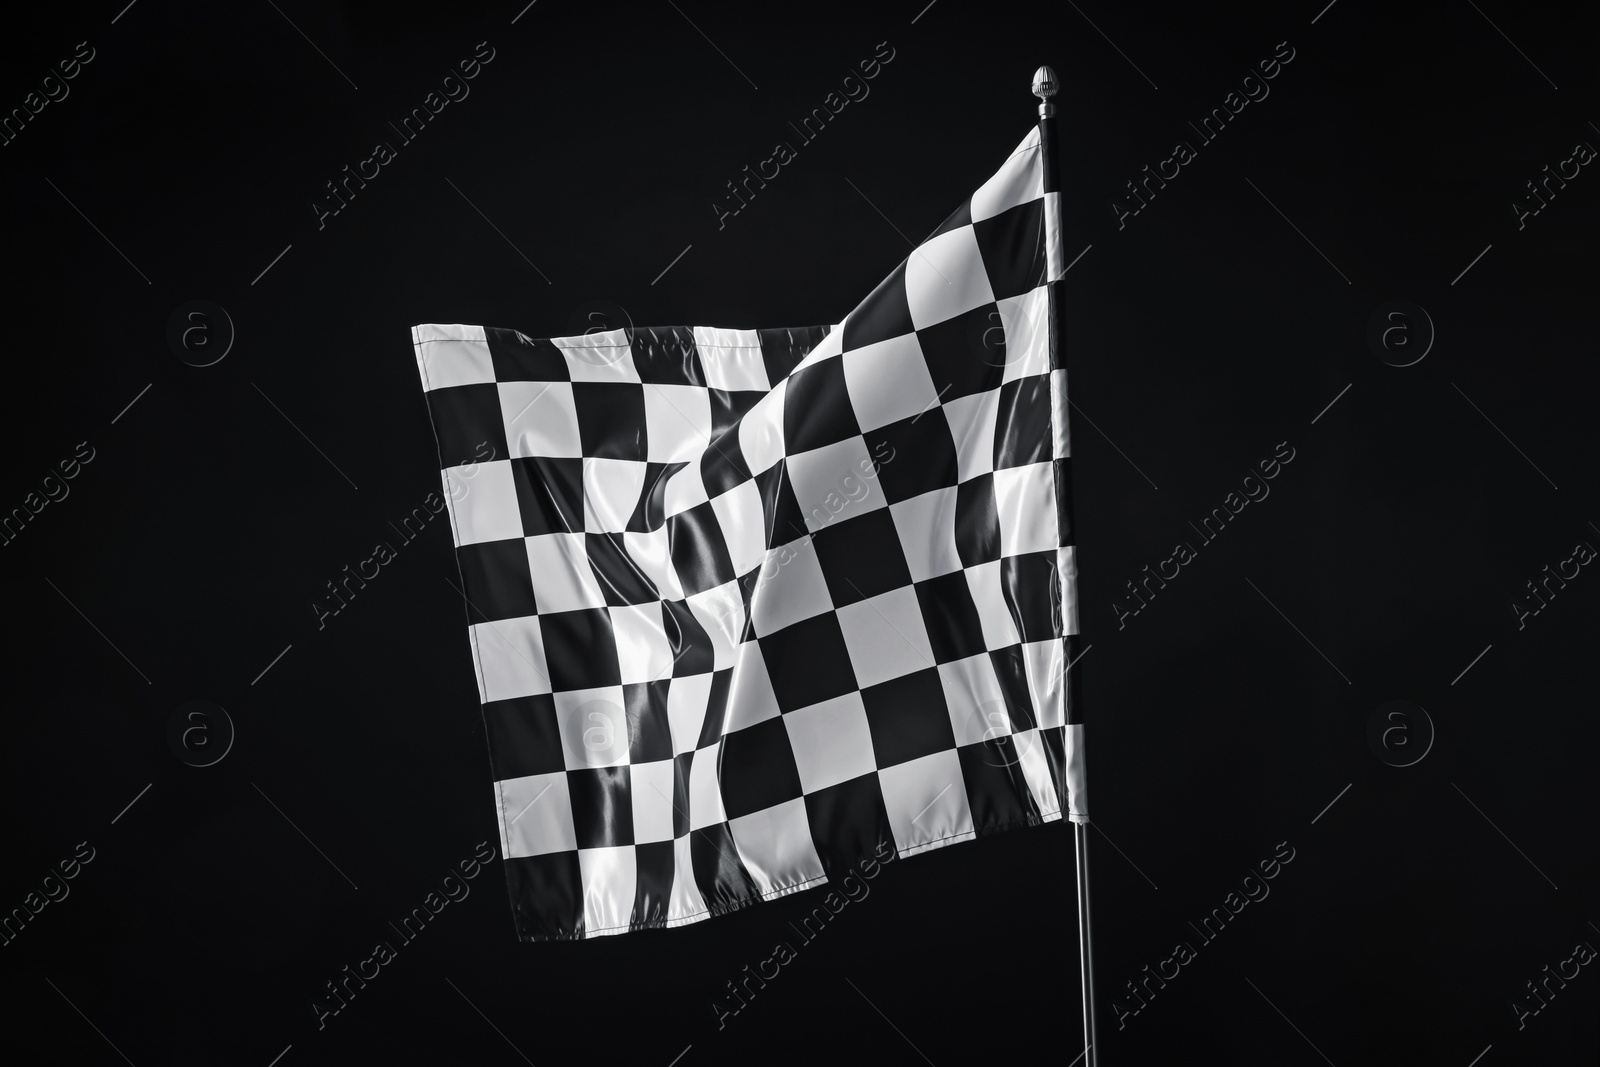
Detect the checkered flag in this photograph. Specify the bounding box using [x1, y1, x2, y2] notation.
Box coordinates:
[412, 124, 1084, 940]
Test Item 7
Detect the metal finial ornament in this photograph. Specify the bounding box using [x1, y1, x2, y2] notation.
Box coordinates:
[1032, 65, 1058, 118]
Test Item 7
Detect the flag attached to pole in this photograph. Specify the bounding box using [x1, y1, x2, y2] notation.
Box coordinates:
[412, 123, 1083, 941]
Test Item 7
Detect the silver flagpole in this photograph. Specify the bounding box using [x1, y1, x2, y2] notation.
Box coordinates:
[1032, 65, 1098, 1067]
[1075, 818, 1098, 1066]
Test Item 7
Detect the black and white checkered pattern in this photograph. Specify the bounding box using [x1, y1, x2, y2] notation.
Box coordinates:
[413, 125, 1085, 940]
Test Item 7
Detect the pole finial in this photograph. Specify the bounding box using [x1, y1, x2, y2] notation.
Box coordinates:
[1032, 65, 1058, 118]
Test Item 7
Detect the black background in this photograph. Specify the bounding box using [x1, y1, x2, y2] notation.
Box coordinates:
[3, 1, 1597, 1064]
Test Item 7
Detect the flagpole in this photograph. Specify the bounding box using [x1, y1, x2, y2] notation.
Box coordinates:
[1074, 814, 1098, 1067]
[1033, 64, 1098, 1067]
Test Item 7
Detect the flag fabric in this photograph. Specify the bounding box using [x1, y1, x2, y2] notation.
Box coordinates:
[412, 124, 1084, 941]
